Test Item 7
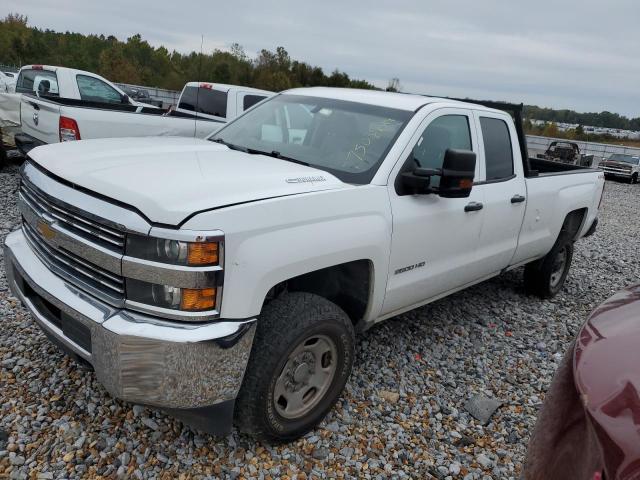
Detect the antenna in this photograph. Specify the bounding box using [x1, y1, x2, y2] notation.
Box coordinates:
[194, 34, 204, 138]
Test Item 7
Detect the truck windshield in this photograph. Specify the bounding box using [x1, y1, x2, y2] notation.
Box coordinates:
[210, 94, 412, 184]
[608, 154, 639, 165]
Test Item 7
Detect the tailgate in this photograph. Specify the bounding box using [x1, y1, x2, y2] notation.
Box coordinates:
[21, 95, 60, 144]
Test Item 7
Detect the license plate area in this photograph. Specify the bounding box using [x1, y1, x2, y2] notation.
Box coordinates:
[21, 280, 92, 354]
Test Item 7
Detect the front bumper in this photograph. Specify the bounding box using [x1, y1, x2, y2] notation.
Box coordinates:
[3, 229, 256, 435]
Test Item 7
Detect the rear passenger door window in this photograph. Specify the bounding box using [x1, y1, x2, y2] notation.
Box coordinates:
[411, 114, 472, 187]
[480, 117, 514, 181]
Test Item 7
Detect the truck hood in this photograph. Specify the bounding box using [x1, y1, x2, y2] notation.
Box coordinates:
[28, 137, 348, 225]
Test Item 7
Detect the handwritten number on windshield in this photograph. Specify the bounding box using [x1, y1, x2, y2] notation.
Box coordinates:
[346, 118, 398, 167]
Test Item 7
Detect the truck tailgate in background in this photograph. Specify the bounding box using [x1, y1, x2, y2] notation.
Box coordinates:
[20, 96, 61, 145]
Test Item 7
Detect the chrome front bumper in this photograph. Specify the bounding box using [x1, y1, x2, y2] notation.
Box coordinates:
[4, 229, 256, 434]
[600, 168, 632, 177]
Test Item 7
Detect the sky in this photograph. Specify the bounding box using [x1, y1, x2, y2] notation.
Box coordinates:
[4, 0, 640, 117]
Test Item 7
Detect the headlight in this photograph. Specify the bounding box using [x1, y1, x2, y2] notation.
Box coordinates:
[127, 279, 217, 312]
[126, 234, 219, 266]
[123, 230, 224, 319]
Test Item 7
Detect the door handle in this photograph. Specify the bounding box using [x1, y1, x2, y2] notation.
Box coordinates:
[511, 194, 526, 204]
[464, 202, 483, 212]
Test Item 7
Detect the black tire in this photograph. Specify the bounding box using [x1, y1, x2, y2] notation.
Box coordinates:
[631, 173, 638, 184]
[234, 292, 355, 442]
[524, 241, 574, 298]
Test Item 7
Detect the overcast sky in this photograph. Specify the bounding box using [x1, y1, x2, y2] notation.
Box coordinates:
[5, 0, 640, 117]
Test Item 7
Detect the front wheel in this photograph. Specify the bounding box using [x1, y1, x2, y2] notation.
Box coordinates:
[524, 242, 574, 298]
[630, 173, 638, 184]
[234, 292, 355, 442]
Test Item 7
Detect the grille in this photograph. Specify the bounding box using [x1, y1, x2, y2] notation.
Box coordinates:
[20, 180, 125, 252]
[602, 166, 631, 173]
[23, 220, 125, 301]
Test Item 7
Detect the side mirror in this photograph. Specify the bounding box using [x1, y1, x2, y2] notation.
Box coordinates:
[121, 94, 130, 104]
[399, 149, 476, 198]
[439, 149, 476, 198]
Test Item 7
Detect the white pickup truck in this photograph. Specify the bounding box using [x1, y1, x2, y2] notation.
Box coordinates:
[14, 65, 272, 154]
[4, 88, 604, 441]
[0, 71, 17, 93]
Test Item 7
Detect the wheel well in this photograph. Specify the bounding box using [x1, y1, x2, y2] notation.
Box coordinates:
[263, 260, 373, 326]
[560, 208, 587, 242]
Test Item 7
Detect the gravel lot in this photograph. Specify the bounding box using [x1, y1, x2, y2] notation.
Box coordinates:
[0, 161, 637, 479]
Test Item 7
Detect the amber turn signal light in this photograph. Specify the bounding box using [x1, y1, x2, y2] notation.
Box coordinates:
[187, 242, 219, 266]
[181, 288, 217, 311]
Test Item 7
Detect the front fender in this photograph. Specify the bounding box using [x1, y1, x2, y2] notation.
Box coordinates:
[181, 186, 393, 321]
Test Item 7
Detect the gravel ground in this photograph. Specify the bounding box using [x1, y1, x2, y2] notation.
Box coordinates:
[0, 161, 638, 479]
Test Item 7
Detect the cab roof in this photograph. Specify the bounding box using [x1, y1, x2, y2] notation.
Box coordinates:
[183, 81, 272, 95]
[283, 87, 505, 114]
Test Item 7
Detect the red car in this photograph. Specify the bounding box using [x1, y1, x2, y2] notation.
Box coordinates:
[525, 284, 640, 479]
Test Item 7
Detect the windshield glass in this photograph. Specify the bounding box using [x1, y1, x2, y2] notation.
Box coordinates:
[608, 154, 640, 165]
[210, 94, 413, 184]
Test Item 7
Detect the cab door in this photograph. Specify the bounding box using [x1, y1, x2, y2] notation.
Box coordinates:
[382, 108, 486, 316]
[471, 111, 527, 275]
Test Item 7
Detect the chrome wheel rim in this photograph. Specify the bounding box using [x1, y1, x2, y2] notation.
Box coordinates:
[273, 334, 338, 419]
[550, 247, 568, 288]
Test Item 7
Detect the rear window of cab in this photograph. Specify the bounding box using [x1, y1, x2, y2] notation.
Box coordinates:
[15, 69, 59, 96]
[178, 86, 228, 118]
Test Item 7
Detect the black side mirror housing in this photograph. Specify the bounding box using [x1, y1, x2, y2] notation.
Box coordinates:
[121, 94, 130, 104]
[438, 149, 476, 198]
[399, 149, 476, 198]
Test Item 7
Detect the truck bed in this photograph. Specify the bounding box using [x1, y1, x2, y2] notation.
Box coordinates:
[17, 94, 224, 153]
[528, 157, 597, 176]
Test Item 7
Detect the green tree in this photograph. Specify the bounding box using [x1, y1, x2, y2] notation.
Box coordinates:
[542, 122, 559, 138]
[0, 14, 377, 92]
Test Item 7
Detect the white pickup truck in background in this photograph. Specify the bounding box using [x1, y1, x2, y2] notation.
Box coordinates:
[0, 71, 17, 93]
[14, 65, 272, 154]
[4, 88, 604, 441]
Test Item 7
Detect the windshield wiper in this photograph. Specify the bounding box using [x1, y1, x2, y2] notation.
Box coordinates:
[212, 139, 309, 166]
[246, 148, 310, 166]
[211, 138, 248, 152]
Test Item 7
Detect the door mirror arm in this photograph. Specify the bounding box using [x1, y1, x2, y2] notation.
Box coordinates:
[399, 149, 476, 198]
[400, 169, 440, 195]
[414, 167, 442, 178]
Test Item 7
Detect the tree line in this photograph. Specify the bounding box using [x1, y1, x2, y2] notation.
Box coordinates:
[524, 120, 640, 148]
[0, 13, 375, 92]
[524, 105, 640, 132]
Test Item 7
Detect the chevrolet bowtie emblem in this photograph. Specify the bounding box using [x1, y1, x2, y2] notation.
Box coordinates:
[36, 219, 57, 241]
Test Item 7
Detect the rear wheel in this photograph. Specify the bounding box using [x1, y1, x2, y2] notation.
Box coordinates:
[524, 241, 574, 298]
[234, 292, 355, 442]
